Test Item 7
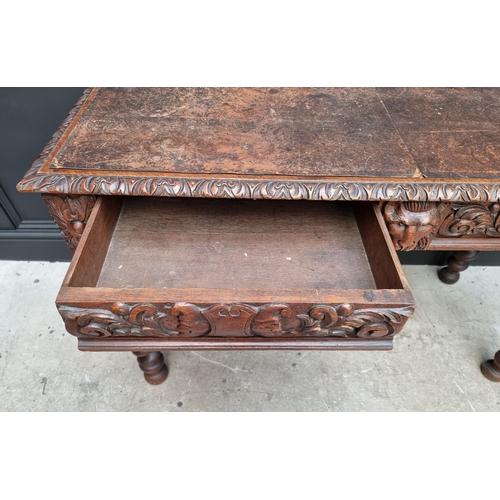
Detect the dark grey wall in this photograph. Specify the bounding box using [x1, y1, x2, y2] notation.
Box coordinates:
[0, 88, 85, 260]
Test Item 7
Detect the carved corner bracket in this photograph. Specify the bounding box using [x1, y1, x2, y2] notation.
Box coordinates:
[42, 194, 96, 252]
[383, 201, 451, 251]
[58, 302, 414, 340]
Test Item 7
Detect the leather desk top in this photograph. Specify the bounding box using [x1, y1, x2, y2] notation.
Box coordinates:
[18, 87, 500, 202]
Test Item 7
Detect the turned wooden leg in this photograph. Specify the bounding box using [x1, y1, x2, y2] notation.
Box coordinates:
[438, 251, 479, 284]
[133, 351, 168, 385]
[481, 350, 500, 382]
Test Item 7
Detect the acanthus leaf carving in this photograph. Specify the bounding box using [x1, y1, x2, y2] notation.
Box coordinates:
[329, 307, 414, 338]
[42, 194, 96, 251]
[58, 302, 414, 340]
[59, 302, 210, 338]
[17, 174, 500, 203]
[438, 202, 500, 238]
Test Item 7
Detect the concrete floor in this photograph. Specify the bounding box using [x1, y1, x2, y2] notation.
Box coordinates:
[0, 260, 499, 411]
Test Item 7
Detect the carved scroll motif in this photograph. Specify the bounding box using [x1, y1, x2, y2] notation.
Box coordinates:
[383, 201, 451, 251]
[437, 203, 500, 238]
[58, 302, 414, 339]
[59, 303, 210, 338]
[42, 194, 96, 251]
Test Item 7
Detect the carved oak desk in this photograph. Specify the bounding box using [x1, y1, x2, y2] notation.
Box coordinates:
[17, 88, 500, 385]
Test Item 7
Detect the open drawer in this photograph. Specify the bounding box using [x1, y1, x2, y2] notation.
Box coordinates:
[56, 197, 415, 352]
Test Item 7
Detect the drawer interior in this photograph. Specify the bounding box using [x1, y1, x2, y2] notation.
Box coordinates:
[99, 198, 376, 290]
[58, 196, 413, 347]
[64, 197, 406, 295]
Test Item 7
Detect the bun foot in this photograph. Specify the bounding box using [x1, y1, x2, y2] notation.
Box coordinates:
[481, 350, 500, 382]
[133, 351, 169, 385]
[438, 251, 479, 285]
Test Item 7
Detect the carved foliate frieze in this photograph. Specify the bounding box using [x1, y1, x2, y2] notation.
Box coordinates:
[42, 194, 96, 251]
[17, 175, 500, 203]
[438, 203, 500, 238]
[383, 201, 451, 251]
[58, 302, 414, 340]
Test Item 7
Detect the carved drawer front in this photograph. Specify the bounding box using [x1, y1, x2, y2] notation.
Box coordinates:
[56, 197, 415, 352]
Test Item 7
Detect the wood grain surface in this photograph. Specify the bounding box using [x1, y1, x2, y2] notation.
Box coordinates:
[97, 198, 376, 290]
